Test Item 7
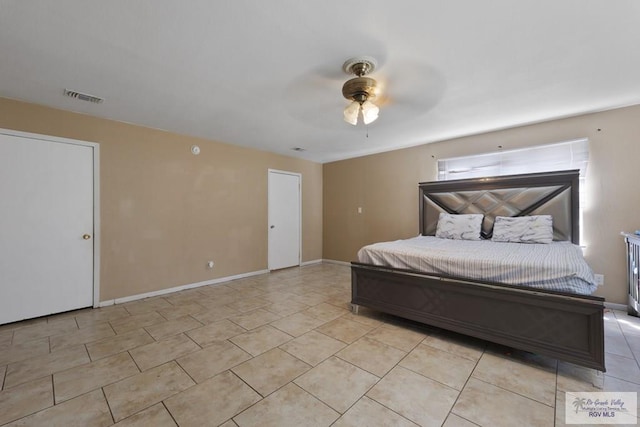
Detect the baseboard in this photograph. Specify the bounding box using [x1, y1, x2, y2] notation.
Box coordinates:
[322, 259, 351, 267]
[97, 260, 349, 308]
[604, 302, 627, 311]
[98, 269, 269, 307]
[300, 259, 323, 266]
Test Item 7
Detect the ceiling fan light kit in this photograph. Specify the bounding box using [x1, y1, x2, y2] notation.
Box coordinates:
[342, 56, 380, 126]
[343, 100, 360, 125]
[360, 100, 379, 124]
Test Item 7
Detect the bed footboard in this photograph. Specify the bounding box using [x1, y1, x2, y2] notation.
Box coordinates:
[351, 262, 605, 371]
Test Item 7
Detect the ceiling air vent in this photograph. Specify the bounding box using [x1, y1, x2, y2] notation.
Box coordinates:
[63, 89, 104, 104]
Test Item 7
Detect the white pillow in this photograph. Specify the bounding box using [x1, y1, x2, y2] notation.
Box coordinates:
[491, 215, 553, 244]
[435, 213, 483, 241]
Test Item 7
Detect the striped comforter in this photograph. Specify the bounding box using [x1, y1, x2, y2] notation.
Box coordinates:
[357, 236, 597, 295]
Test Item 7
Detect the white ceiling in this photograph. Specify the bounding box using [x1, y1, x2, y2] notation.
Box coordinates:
[1, 1, 639, 163]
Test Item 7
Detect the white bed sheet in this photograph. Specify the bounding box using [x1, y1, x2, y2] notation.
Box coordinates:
[357, 236, 597, 295]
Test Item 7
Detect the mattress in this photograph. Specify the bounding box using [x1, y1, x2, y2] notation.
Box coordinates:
[357, 236, 597, 295]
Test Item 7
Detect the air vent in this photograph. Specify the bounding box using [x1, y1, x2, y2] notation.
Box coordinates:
[64, 89, 104, 104]
[291, 147, 306, 152]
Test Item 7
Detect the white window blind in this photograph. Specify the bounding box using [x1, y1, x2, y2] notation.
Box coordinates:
[437, 138, 589, 181]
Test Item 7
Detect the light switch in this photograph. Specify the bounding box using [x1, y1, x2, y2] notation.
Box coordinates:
[357, 207, 362, 214]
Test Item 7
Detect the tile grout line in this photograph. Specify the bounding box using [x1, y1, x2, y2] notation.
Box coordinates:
[126, 349, 144, 374]
[310, 327, 357, 346]
[100, 387, 116, 424]
[473, 375, 557, 408]
[2, 265, 611, 427]
[230, 369, 342, 425]
[553, 351, 560, 427]
[391, 360, 464, 394]
[187, 313, 205, 328]
[367, 327, 426, 354]
[50, 373, 56, 407]
[105, 320, 117, 338]
[83, 341, 94, 364]
[10, 387, 115, 425]
[173, 357, 200, 387]
[341, 345, 430, 426]
[443, 342, 485, 423]
[618, 319, 640, 372]
[443, 412, 481, 427]
[182, 329, 204, 351]
[332, 342, 400, 379]
[229, 367, 265, 399]
[1, 364, 6, 391]
[309, 357, 382, 418]
[333, 394, 419, 427]
[161, 401, 180, 426]
[225, 369, 269, 425]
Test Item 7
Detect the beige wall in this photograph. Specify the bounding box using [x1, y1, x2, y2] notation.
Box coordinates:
[4, 94, 637, 305]
[0, 97, 323, 301]
[324, 104, 640, 304]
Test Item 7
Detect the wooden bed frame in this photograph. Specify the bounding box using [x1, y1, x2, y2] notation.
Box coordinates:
[351, 170, 605, 371]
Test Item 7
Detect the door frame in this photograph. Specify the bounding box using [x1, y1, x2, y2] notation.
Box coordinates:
[0, 128, 101, 308]
[267, 169, 302, 271]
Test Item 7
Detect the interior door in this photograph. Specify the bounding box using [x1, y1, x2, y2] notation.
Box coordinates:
[268, 170, 301, 270]
[0, 131, 95, 324]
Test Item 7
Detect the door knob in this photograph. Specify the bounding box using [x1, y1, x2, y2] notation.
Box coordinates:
[83, 234, 91, 240]
[270, 225, 275, 229]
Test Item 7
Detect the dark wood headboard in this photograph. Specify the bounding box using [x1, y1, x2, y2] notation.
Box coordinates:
[419, 170, 580, 244]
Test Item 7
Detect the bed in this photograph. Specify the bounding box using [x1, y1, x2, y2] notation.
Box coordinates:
[351, 170, 605, 371]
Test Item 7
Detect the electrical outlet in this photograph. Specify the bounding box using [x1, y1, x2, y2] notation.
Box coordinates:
[594, 274, 604, 286]
[207, 261, 214, 269]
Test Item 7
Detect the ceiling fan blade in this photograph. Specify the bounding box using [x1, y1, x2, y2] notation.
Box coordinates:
[384, 61, 446, 106]
[369, 60, 446, 124]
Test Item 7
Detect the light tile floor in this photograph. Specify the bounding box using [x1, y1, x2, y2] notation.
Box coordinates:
[0, 263, 639, 426]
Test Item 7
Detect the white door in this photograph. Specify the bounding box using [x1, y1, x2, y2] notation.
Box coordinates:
[0, 131, 95, 324]
[268, 170, 301, 270]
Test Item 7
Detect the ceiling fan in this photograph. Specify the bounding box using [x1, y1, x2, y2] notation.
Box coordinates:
[341, 56, 381, 126]
[282, 54, 444, 132]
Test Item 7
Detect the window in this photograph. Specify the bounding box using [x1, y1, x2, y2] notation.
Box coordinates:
[437, 138, 589, 181]
[437, 138, 589, 244]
